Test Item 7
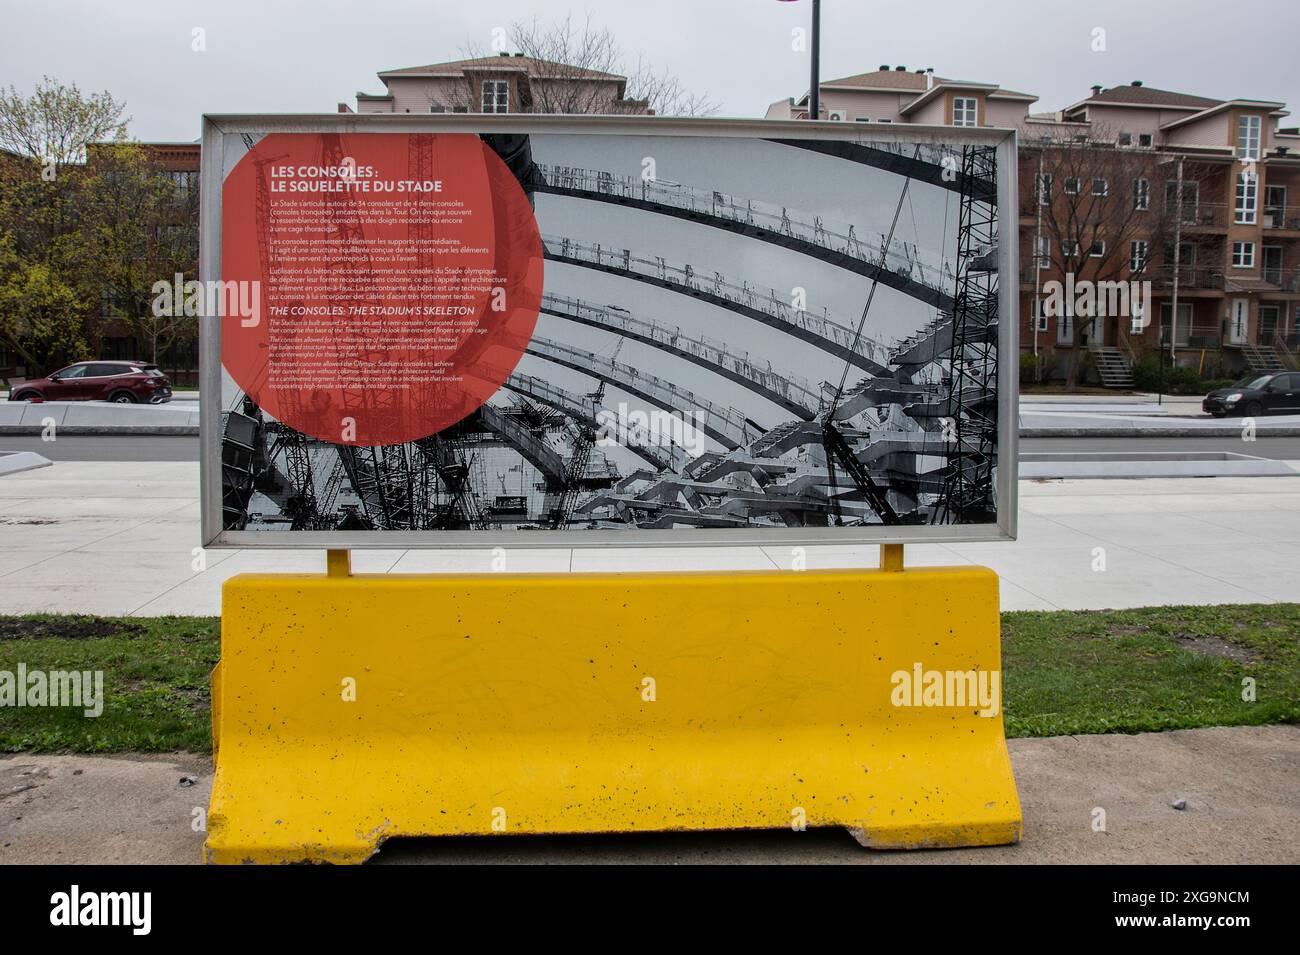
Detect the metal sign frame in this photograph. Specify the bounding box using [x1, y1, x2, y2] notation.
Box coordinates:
[199, 113, 1018, 549]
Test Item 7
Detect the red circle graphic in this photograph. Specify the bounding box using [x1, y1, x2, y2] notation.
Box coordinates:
[221, 132, 543, 446]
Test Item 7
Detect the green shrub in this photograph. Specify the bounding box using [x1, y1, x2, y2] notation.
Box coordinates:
[1132, 358, 1219, 394]
[1019, 351, 1045, 384]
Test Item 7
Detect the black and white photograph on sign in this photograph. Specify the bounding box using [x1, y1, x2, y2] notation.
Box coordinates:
[218, 130, 999, 535]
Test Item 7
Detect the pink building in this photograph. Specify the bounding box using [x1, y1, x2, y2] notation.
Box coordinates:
[764, 65, 1038, 128]
[349, 54, 649, 115]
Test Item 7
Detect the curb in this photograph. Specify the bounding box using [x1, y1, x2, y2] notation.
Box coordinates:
[0, 451, 54, 475]
[0, 425, 199, 436]
[1020, 427, 1300, 438]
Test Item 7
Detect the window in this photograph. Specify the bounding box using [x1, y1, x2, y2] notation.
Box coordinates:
[1237, 114, 1262, 161]
[1130, 298, 1148, 335]
[1138, 133, 1153, 148]
[1032, 298, 1049, 332]
[1165, 180, 1199, 223]
[1164, 241, 1195, 268]
[952, 97, 977, 127]
[1264, 184, 1288, 224]
[1263, 245, 1283, 283]
[1232, 241, 1256, 268]
[1056, 312, 1074, 345]
[1134, 178, 1150, 210]
[1064, 176, 1081, 195]
[1118, 132, 1133, 147]
[1089, 239, 1106, 258]
[1062, 239, 1080, 258]
[1035, 172, 1053, 205]
[1235, 171, 1258, 224]
[1092, 177, 1109, 197]
[1161, 303, 1193, 347]
[168, 170, 196, 194]
[1130, 240, 1148, 273]
[481, 80, 509, 113]
[429, 105, 448, 113]
[1036, 236, 1051, 269]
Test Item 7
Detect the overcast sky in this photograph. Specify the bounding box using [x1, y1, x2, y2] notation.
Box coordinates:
[2, 0, 1296, 142]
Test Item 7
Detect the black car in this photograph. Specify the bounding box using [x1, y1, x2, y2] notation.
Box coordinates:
[1203, 372, 1300, 417]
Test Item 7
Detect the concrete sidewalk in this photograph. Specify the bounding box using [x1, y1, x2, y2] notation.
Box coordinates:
[1, 460, 1299, 614]
[2, 725, 1294, 864]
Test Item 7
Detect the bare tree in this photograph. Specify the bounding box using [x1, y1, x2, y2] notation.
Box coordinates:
[0, 76, 127, 166]
[444, 14, 718, 117]
[1027, 126, 1216, 389]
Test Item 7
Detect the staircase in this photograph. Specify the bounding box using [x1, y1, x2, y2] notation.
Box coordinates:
[1240, 342, 1286, 375]
[1088, 344, 1135, 389]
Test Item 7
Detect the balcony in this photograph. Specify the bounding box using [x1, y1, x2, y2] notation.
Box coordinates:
[1261, 268, 1300, 293]
[1162, 200, 1229, 231]
[1263, 205, 1300, 232]
[1151, 265, 1224, 291]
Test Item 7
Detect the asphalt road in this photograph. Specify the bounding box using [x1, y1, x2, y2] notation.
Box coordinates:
[4, 433, 1300, 462]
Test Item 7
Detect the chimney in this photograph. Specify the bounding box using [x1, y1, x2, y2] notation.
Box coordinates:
[498, 52, 510, 57]
[894, 65, 906, 71]
[1131, 80, 1143, 87]
[337, 102, 354, 114]
[926, 68, 935, 90]
[514, 52, 524, 57]
[1091, 85, 1102, 97]
[879, 64, 890, 71]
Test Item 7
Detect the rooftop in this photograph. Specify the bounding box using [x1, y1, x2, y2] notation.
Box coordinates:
[378, 54, 625, 82]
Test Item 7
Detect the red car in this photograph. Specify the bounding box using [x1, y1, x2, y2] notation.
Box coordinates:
[8, 361, 173, 404]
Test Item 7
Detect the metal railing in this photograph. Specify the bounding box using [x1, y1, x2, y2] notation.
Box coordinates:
[1151, 265, 1225, 290]
[1261, 268, 1300, 292]
[526, 335, 760, 448]
[539, 293, 820, 412]
[536, 163, 956, 298]
[1263, 205, 1300, 231]
[1161, 200, 1229, 229]
[541, 234, 896, 367]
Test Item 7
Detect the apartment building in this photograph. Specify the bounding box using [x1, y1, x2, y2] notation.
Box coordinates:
[350, 53, 650, 115]
[768, 69, 1300, 384]
[1021, 83, 1300, 383]
[764, 64, 1038, 126]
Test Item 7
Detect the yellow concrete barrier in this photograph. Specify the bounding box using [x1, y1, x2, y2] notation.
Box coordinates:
[205, 566, 1020, 863]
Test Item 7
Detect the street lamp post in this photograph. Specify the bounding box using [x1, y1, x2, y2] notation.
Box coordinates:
[779, 0, 821, 120]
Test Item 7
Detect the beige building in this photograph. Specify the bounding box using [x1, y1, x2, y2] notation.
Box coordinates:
[764, 65, 1038, 128]
[348, 54, 649, 115]
[769, 68, 1300, 384]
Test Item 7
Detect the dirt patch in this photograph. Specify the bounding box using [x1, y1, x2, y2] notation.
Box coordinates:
[0, 617, 145, 641]
[1176, 634, 1255, 664]
[1109, 624, 1149, 637]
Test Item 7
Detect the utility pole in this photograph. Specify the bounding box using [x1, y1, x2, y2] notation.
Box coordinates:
[1170, 154, 1184, 373]
[1157, 153, 1186, 407]
[1032, 149, 1044, 381]
[809, 0, 820, 121]
[778, 0, 821, 120]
